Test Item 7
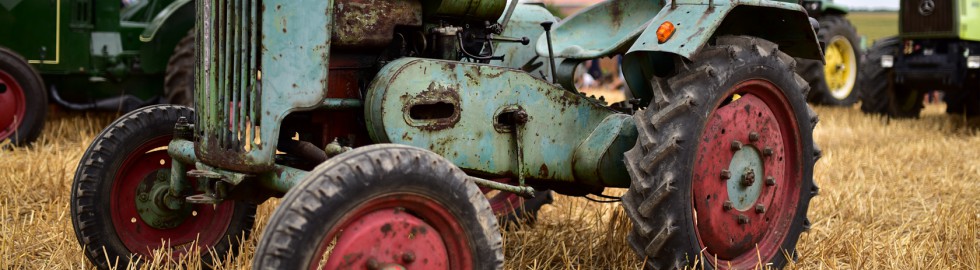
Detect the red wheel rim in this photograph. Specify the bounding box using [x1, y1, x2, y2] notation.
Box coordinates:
[109, 136, 237, 258]
[0, 70, 27, 140]
[480, 178, 524, 216]
[312, 193, 473, 270]
[692, 80, 802, 268]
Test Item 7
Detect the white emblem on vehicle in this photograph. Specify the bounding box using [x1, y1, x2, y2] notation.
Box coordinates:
[919, 0, 936, 16]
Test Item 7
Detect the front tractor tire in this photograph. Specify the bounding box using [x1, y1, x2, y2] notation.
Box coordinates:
[623, 36, 818, 269]
[0, 47, 46, 146]
[253, 144, 504, 270]
[797, 14, 861, 106]
[70, 105, 256, 268]
[859, 38, 924, 118]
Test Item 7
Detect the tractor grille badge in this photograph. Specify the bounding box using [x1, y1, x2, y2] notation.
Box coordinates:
[919, 0, 935, 16]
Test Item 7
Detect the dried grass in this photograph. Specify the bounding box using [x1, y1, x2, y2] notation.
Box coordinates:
[1, 104, 978, 269]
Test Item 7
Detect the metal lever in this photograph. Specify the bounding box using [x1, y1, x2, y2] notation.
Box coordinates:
[540, 21, 558, 84]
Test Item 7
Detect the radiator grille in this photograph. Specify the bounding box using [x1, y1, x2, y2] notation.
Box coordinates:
[901, 0, 954, 34]
[195, 0, 261, 155]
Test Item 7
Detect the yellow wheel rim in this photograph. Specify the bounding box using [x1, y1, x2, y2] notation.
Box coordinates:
[823, 36, 857, 100]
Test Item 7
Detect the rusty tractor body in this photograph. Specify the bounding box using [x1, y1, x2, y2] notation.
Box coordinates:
[71, 0, 823, 269]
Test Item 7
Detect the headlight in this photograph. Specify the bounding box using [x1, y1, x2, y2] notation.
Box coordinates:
[968, 56, 980, 69]
[881, 55, 894, 68]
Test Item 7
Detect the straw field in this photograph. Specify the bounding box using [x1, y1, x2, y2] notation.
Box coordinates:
[2, 102, 979, 269]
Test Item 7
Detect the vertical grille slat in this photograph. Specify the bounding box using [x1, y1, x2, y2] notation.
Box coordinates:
[902, 0, 954, 34]
[196, 0, 262, 157]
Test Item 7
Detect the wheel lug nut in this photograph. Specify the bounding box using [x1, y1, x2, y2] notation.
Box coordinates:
[402, 251, 416, 263]
[765, 176, 776, 186]
[731, 140, 743, 151]
[755, 204, 766, 213]
[749, 132, 760, 142]
[723, 201, 733, 211]
[737, 214, 749, 224]
[720, 169, 731, 180]
[366, 258, 381, 270]
[763, 147, 774, 157]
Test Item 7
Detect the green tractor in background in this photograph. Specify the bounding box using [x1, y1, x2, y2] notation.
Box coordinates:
[798, 0, 863, 106]
[861, 0, 980, 118]
[0, 0, 196, 146]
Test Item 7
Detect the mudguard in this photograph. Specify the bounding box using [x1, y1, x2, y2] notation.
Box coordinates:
[139, 0, 194, 42]
[137, 0, 194, 73]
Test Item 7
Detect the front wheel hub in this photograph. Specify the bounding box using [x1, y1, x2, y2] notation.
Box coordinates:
[0, 70, 26, 139]
[693, 80, 802, 263]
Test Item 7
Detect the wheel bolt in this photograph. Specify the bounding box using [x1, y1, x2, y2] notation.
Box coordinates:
[720, 169, 731, 180]
[737, 214, 749, 224]
[723, 201, 733, 211]
[765, 176, 776, 186]
[731, 140, 743, 151]
[138, 193, 149, 202]
[741, 169, 755, 187]
[366, 258, 381, 270]
[749, 132, 760, 142]
[755, 204, 766, 213]
[763, 147, 774, 157]
[402, 252, 416, 263]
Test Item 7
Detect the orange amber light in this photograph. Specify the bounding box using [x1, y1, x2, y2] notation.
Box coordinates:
[656, 21, 676, 44]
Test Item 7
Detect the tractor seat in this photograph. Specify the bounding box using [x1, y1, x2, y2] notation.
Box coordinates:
[535, 0, 662, 59]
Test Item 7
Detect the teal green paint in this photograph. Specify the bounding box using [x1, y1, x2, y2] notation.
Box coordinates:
[491, 4, 557, 81]
[571, 114, 636, 188]
[134, 168, 193, 229]
[365, 58, 631, 186]
[727, 146, 764, 211]
[534, 1, 664, 59]
[628, 0, 821, 61]
[168, 138, 309, 194]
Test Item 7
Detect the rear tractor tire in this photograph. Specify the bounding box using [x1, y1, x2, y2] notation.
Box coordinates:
[253, 144, 504, 270]
[0, 47, 46, 146]
[164, 31, 195, 106]
[70, 105, 256, 268]
[797, 14, 861, 106]
[858, 37, 923, 118]
[622, 36, 818, 269]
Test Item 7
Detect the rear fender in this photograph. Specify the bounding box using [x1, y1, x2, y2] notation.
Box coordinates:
[623, 1, 821, 102]
[137, 0, 194, 73]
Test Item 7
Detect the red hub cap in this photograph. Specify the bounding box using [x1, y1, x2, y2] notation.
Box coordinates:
[480, 178, 525, 216]
[313, 194, 473, 270]
[0, 70, 27, 140]
[692, 80, 802, 268]
[110, 136, 237, 258]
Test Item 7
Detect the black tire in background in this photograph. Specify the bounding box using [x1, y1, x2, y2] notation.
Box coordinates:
[797, 14, 862, 106]
[253, 144, 504, 270]
[0, 47, 46, 146]
[623, 36, 818, 269]
[858, 37, 924, 118]
[164, 31, 195, 106]
[70, 105, 256, 268]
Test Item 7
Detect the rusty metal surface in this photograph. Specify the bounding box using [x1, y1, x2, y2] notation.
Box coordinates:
[332, 0, 422, 49]
[491, 4, 558, 81]
[627, 0, 821, 60]
[195, 0, 334, 173]
[534, 1, 664, 59]
[364, 58, 634, 186]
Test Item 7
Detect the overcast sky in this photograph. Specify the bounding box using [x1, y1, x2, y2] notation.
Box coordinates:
[833, 0, 899, 10]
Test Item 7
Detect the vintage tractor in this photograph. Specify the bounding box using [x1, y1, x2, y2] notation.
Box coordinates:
[70, 0, 822, 269]
[860, 0, 980, 118]
[797, 0, 863, 106]
[0, 0, 196, 146]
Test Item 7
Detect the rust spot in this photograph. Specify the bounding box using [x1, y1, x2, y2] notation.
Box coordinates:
[381, 223, 393, 235]
[539, 164, 549, 177]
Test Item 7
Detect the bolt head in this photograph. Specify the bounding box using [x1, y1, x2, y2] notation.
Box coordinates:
[737, 214, 749, 224]
[723, 201, 733, 211]
[366, 258, 381, 270]
[763, 147, 774, 157]
[720, 169, 731, 180]
[749, 132, 760, 142]
[731, 140, 743, 151]
[755, 204, 766, 213]
[765, 176, 776, 186]
[402, 252, 416, 263]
